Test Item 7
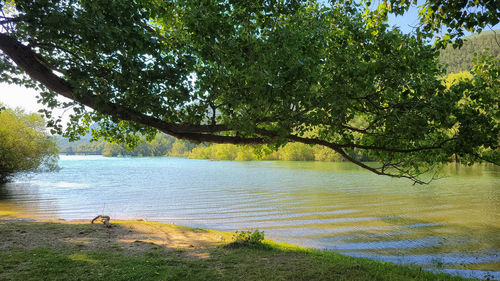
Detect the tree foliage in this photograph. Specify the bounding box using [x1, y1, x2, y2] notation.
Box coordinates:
[0, 105, 58, 183]
[0, 0, 499, 183]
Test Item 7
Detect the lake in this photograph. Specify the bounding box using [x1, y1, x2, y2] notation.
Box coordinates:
[1, 155, 499, 279]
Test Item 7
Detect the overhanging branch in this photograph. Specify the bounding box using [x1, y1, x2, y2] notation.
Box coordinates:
[0, 32, 227, 137]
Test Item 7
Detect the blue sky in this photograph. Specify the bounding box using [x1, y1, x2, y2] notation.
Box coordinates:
[388, 5, 420, 34]
[386, 2, 500, 36]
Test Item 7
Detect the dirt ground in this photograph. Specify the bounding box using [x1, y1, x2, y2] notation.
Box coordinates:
[0, 218, 234, 259]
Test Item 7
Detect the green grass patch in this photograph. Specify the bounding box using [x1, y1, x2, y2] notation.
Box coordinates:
[0, 221, 475, 281]
[0, 248, 217, 281]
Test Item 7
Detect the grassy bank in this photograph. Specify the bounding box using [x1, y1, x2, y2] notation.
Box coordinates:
[0, 219, 472, 281]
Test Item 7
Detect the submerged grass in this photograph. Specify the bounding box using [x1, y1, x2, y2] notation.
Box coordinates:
[0, 220, 473, 281]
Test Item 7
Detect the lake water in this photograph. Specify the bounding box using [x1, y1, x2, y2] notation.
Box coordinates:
[1, 155, 499, 280]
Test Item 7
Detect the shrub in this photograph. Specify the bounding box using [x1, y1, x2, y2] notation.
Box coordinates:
[226, 229, 267, 249]
[0, 106, 58, 183]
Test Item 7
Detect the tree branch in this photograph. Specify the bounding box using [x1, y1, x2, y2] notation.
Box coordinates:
[0, 16, 25, 25]
[286, 133, 455, 154]
[0, 32, 228, 137]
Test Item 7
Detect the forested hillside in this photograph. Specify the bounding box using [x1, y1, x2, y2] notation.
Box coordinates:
[55, 134, 93, 154]
[440, 30, 500, 73]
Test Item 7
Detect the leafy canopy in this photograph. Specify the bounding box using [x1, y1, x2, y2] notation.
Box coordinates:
[0, 0, 498, 183]
[0, 105, 59, 183]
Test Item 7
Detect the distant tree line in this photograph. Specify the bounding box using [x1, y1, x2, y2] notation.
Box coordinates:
[189, 143, 372, 162]
[63, 134, 197, 157]
[439, 30, 500, 73]
[62, 133, 371, 162]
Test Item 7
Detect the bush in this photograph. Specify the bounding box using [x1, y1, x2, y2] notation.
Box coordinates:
[0, 106, 58, 183]
[226, 229, 267, 249]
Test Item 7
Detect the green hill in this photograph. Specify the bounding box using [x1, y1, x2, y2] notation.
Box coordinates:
[439, 30, 500, 73]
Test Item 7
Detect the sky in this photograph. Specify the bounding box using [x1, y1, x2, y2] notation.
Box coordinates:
[1, 4, 499, 122]
[0, 84, 73, 123]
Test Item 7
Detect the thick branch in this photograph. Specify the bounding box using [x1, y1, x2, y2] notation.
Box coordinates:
[320, 144, 429, 184]
[0, 32, 228, 137]
[253, 128, 454, 154]
[290, 134, 454, 153]
[0, 16, 25, 25]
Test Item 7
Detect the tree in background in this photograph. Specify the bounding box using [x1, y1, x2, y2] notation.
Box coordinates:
[101, 142, 126, 157]
[0, 106, 58, 183]
[0, 1, 498, 184]
[76, 141, 105, 155]
[169, 139, 197, 157]
[150, 134, 174, 156]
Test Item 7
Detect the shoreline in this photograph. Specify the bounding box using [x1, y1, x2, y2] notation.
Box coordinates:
[0, 217, 488, 280]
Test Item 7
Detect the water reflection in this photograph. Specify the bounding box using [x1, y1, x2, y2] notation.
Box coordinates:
[0, 156, 499, 279]
[0, 181, 58, 219]
[0, 184, 9, 200]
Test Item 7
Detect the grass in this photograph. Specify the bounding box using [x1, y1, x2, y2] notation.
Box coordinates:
[0, 220, 475, 281]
